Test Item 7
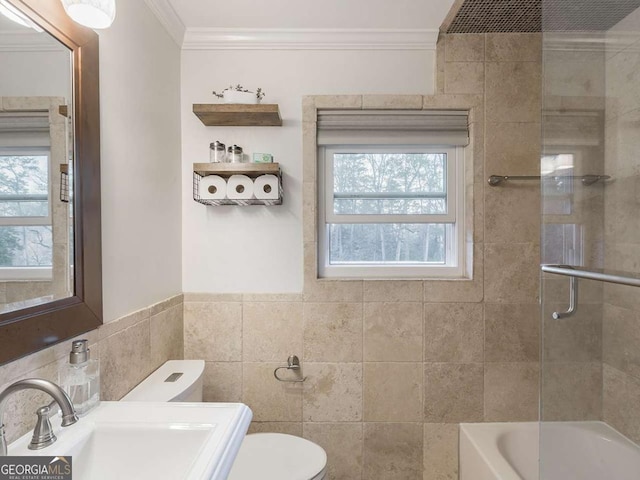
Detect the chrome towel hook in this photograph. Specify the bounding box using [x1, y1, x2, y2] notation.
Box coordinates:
[274, 355, 307, 383]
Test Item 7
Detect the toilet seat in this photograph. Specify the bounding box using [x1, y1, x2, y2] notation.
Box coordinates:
[228, 433, 328, 480]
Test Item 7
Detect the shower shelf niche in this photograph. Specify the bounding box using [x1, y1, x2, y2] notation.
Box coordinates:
[542, 265, 640, 320]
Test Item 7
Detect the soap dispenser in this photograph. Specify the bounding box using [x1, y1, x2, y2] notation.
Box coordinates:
[58, 339, 100, 416]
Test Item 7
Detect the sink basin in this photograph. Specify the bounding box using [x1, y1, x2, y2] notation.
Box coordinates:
[7, 401, 252, 480]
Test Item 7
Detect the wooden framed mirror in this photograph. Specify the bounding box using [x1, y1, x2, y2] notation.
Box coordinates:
[0, 0, 102, 364]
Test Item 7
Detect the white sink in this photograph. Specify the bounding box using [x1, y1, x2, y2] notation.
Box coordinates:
[7, 401, 252, 480]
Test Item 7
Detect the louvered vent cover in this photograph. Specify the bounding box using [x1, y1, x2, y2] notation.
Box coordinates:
[446, 0, 640, 33]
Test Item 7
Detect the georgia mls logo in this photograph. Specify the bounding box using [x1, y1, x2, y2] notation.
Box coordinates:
[0, 456, 72, 480]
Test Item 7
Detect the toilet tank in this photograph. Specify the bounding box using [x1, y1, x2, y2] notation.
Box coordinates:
[121, 360, 205, 402]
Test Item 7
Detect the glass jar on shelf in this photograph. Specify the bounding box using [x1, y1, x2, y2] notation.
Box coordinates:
[228, 144, 244, 163]
[209, 141, 227, 163]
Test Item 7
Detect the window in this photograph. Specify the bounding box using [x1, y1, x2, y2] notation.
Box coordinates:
[317, 110, 468, 279]
[0, 149, 53, 280]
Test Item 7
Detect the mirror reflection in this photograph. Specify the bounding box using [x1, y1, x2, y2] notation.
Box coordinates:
[0, 13, 74, 314]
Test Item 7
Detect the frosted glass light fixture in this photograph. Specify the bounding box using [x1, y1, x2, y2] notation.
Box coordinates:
[0, 0, 44, 32]
[60, 0, 116, 29]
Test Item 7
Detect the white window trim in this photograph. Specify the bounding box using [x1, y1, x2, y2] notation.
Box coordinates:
[0, 267, 52, 281]
[318, 145, 466, 279]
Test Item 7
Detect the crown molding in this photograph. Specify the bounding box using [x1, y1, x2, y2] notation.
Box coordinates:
[182, 28, 439, 51]
[142, 0, 185, 47]
[0, 30, 65, 52]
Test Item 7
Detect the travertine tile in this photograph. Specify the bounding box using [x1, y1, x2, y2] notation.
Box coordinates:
[446, 34, 485, 62]
[362, 95, 423, 109]
[248, 422, 302, 436]
[242, 363, 302, 422]
[484, 243, 540, 304]
[424, 363, 483, 423]
[243, 302, 303, 362]
[364, 423, 423, 480]
[604, 174, 640, 245]
[302, 182, 316, 244]
[303, 363, 362, 422]
[603, 364, 640, 444]
[150, 304, 183, 366]
[183, 302, 242, 361]
[364, 362, 423, 422]
[424, 244, 484, 303]
[486, 62, 541, 123]
[302, 122, 318, 183]
[363, 280, 423, 302]
[302, 96, 317, 123]
[149, 294, 183, 317]
[2, 361, 60, 443]
[203, 362, 242, 403]
[423, 424, 458, 480]
[485, 122, 541, 177]
[304, 303, 363, 362]
[485, 33, 542, 62]
[445, 62, 484, 95]
[99, 306, 149, 340]
[364, 302, 423, 362]
[542, 362, 601, 421]
[304, 423, 363, 480]
[423, 94, 484, 111]
[543, 303, 602, 362]
[182, 293, 242, 302]
[604, 303, 640, 379]
[303, 279, 364, 303]
[313, 95, 362, 109]
[424, 303, 484, 363]
[485, 182, 540, 243]
[485, 303, 540, 362]
[484, 362, 539, 422]
[241, 293, 303, 302]
[100, 320, 152, 401]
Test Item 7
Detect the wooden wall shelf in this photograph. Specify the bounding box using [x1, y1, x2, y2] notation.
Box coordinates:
[193, 162, 283, 206]
[194, 162, 280, 177]
[193, 104, 282, 127]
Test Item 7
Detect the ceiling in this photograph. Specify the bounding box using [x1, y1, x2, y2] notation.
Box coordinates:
[445, 0, 640, 33]
[166, 0, 456, 30]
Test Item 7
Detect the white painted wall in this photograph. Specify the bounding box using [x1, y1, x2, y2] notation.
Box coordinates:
[98, 0, 182, 321]
[181, 48, 435, 293]
[0, 50, 70, 98]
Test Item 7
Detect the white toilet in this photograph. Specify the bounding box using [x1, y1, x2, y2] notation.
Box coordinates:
[122, 360, 328, 480]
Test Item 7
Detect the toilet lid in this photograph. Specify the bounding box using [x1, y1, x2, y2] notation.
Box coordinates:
[228, 433, 327, 480]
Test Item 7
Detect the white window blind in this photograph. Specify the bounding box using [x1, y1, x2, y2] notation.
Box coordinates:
[317, 109, 469, 146]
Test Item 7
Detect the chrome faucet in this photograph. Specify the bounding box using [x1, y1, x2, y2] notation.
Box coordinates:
[0, 378, 78, 456]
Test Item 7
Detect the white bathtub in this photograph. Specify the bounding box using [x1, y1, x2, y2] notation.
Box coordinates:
[460, 421, 640, 480]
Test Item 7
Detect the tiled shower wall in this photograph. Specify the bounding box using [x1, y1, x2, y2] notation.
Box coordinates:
[603, 7, 640, 444]
[0, 294, 183, 444]
[184, 33, 543, 480]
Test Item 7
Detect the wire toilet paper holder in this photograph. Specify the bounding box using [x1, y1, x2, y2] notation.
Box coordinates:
[274, 355, 307, 383]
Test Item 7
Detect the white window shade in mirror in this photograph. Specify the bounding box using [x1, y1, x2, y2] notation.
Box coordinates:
[60, 0, 115, 29]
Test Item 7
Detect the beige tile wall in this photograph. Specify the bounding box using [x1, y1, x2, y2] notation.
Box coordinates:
[603, 21, 640, 443]
[183, 33, 543, 480]
[0, 294, 183, 444]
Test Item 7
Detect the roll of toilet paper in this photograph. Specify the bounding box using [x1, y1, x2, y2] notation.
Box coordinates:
[226, 174, 254, 200]
[253, 174, 279, 200]
[198, 175, 226, 200]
